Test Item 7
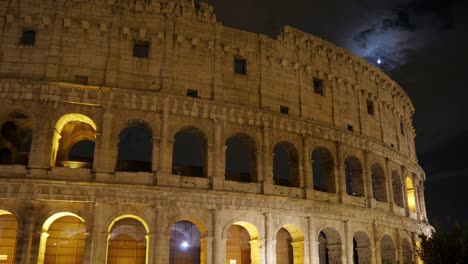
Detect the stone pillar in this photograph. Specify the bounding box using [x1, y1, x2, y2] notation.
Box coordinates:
[157, 99, 171, 185]
[154, 234, 171, 263]
[212, 210, 224, 264]
[363, 150, 374, 207]
[344, 221, 353, 264]
[28, 120, 52, 176]
[384, 158, 393, 205]
[262, 121, 273, 193]
[15, 204, 37, 264]
[211, 119, 224, 190]
[336, 141, 346, 202]
[302, 136, 312, 194]
[201, 236, 213, 264]
[256, 129, 264, 184]
[264, 213, 275, 264]
[292, 240, 306, 264]
[151, 136, 160, 176]
[94, 111, 114, 176]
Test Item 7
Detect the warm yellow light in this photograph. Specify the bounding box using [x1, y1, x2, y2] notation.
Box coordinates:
[406, 177, 417, 212]
[54, 113, 97, 133]
[232, 221, 261, 264]
[0, 209, 13, 216]
[38, 212, 85, 264]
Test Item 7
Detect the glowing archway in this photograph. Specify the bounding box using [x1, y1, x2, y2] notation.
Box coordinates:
[37, 212, 86, 264]
[225, 221, 261, 264]
[0, 210, 17, 264]
[51, 113, 97, 168]
[277, 224, 305, 264]
[406, 177, 417, 212]
[106, 215, 150, 264]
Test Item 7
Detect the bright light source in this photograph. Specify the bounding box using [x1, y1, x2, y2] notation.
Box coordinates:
[377, 58, 382, 64]
[181, 241, 189, 249]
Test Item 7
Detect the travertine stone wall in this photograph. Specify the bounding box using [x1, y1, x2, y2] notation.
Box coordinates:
[0, 1, 427, 264]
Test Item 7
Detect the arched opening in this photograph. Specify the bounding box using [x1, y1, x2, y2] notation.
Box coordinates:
[37, 212, 86, 264]
[169, 220, 202, 264]
[273, 142, 300, 187]
[172, 127, 207, 178]
[226, 222, 260, 264]
[318, 228, 342, 264]
[0, 148, 12, 164]
[401, 238, 413, 264]
[352, 232, 372, 264]
[345, 156, 364, 197]
[225, 134, 257, 183]
[117, 124, 153, 172]
[0, 210, 18, 264]
[312, 147, 335, 193]
[392, 171, 404, 207]
[44, 216, 86, 263]
[405, 177, 417, 212]
[0, 113, 33, 166]
[52, 114, 96, 169]
[276, 228, 293, 264]
[380, 235, 396, 264]
[371, 163, 388, 202]
[107, 217, 148, 264]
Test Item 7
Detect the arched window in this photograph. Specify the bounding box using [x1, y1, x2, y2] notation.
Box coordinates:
[52, 114, 96, 169]
[312, 147, 335, 193]
[169, 221, 202, 264]
[43, 216, 86, 263]
[353, 232, 372, 264]
[371, 163, 388, 202]
[380, 235, 396, 264]
[0, 210, 18, 264]
[276, 228, 293, 264]
[225, 134, 257, 183]
[345, 156, 364, 197]
[406, 177, 417, 212]
[117, 124, 152, 172]
[0, 113, 33, 166]
[273, 142, 300, 187]
[318, 228, 342, 264]
[172, 127, 207, 178]
[392, 171, 404, 207]
[108, 217, 148, 264]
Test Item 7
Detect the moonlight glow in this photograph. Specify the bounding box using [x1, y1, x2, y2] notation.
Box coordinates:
[180, 241, 189, 249]
[377, 58, 382, 64]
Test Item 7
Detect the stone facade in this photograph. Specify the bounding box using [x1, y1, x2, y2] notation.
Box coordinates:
[0, 0, 427, 263]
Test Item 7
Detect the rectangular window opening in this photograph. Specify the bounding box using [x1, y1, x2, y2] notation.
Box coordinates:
[133, 40, 150, 58]
[280, 105, 289, 115]
[186, 89, 198, 98]
[313, 78, 324, 96]
[347, 125, 354, 132]
[20, 29, 36, 46]
[400, 121, 405, 135]
[366, 100, 375, 115]
[234, 58, 247, 75]
[75, 75, 89, 85]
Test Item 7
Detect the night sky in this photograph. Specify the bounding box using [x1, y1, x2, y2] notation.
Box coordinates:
[206, 0, 468, 225]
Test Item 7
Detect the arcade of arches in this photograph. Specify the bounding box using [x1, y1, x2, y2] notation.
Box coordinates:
[0, 209, 420, 264]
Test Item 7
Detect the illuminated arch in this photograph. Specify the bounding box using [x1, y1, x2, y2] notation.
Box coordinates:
[37, 212, 86, 264]
[107, 214, 150, 264]
[276, 224, 305, 264]
[0, 210, 17, 264]
[169, 219, 207, 264]
[224, 221, 261, 264]
[406, 177, 417, 212]
[51, 113, 97, 168]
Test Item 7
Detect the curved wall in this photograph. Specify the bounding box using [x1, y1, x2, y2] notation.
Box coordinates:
[0, 1, 426, 264]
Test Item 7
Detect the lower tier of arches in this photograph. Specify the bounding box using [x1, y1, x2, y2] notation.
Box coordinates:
[0, 181, 423, 264]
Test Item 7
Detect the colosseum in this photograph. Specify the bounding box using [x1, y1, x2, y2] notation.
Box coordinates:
[0, 0, 428, 263]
